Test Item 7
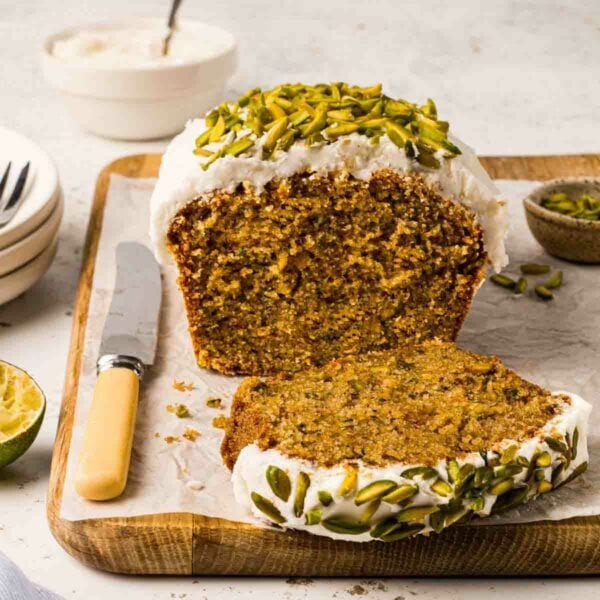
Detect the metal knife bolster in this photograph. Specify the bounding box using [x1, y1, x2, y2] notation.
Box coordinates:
[97, 354, 145, 378]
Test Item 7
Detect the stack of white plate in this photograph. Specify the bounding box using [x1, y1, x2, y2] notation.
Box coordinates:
[0, 127, 62, 306]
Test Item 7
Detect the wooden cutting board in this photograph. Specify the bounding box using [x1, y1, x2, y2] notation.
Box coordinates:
[47, 153, 600, 576]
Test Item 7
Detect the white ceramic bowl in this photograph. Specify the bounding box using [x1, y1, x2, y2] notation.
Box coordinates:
[0, 194, 63, 277]
[0, 233, 59, 306]
[41, 18, 237, 140]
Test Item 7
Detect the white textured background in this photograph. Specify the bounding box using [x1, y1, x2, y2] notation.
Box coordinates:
[0, 0, 599, 598]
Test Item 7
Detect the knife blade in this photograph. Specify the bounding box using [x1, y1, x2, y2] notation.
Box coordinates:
[75, 242, 162, 501]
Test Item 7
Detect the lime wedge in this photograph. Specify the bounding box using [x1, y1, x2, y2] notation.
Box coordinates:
[0, 360, 45, 468]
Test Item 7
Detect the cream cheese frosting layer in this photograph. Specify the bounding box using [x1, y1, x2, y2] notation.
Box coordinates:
[231, 392, 591, 543]
[149, 118, 508, 270]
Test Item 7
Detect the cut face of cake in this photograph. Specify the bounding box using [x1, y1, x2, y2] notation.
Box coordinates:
[221, 341, 591, 542]
[150, 83, 508, 375]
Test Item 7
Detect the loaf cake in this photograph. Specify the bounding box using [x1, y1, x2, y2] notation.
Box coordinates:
[221, 341, 591, 542]
[150, 83, 508, 375]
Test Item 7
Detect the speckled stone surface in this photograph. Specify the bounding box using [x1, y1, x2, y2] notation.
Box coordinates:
[1, 0, 599, 598]
[525, 178, 600, 263]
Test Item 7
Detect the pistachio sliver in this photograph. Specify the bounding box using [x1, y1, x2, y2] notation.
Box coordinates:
[489, 477, 514, 496]
[520, 263, 550, 275]
[447, 460, 460, 484]
[266, 465, 292, 502]
[514, 277, 528, 295]
[262, 116, 289, 156]
[338, 464, 359, 497]
[381, 483, 418, 504]
[317, 490, 334, 506]
[544, 271, 563, 290]
[321, 516, 370, 535]
[429, 511, 445, 534]
[358, 499, 381, 525]
[535, 285, 553, 300]
[224, 136, 254, 157]
[209, 115, 226, 143]
[536, 451, 552, 468]
[355, 480, 397, 506]
[571, 428, 579, 460]
[305, 506, 322, 525]
[500, 445, 518, 465]
[401, 466, 438, 480]
[301, 103, 328, 137]
[324, 122, 360, 139]
[195, 128, 212, 147]
[251, 491, 286, 524]
[380, 524, 424, 542]
[293, 472, 310, 517]
[430, 479, 452, 497]
[545, 436, 569, 456]
[537, 480, 553, 494]
[396, 505, 439, 523]
[490, 274, 516, 289]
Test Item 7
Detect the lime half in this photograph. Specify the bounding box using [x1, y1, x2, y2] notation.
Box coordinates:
[0, 360, 45, 468]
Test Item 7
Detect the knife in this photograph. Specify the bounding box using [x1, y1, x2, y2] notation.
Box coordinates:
[75, 242, 161, 501]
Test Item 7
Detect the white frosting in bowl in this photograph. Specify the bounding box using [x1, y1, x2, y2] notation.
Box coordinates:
[231, 392, 592, 543]
[149, 118, 508, 271]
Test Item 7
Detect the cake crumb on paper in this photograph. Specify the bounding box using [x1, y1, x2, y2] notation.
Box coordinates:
[164, 435, 180, 444]
[172, 379, 195, 392]
[183, 428, 201, 442]
[167, 403, 190, 418]
[206, 396, 222, 409]
[212, 415, 228, 430]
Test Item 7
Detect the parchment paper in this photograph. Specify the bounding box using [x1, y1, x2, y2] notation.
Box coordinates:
[60, 174, 600, 528]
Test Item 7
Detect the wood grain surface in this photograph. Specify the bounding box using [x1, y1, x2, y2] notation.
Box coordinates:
[47, 153, 600, 576]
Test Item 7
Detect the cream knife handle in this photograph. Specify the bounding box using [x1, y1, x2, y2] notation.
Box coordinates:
[75, 356, 143, 501]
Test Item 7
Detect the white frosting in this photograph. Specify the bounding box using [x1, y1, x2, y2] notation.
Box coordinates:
[231, 392, 591, 542]
[149, 119, 508, 271]
[52, 26, 230, 68]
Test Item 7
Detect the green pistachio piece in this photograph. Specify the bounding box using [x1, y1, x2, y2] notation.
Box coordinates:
[571, 428, 579, 460]
[537, 480, 553, 494]
[224, 136, 254, 157]
[514, 277, 528, 295]
[429, 511, 445, 533]
[430, 479, 452, 497]
[195, 128, 212, 147]
[251, 491, 286, 524]
[370, 517, 402, 539]
[338, 464, 359, 497]
[551, 462, 565, 485]
[493, 464, 523, 479]
[193, 147, 213, 158]
[301, 103, 328, 137]
[381, 483, 419, 504]
[520, 263, 550, 275]
[447, 460, 461, 483]
[415, 146, 441, 169]
[401, 466, 438, 480]
[544, 271, 563, 290]
[396, 505, 439, 523]
[380, 524, 424, 542]
[469, 496, 485, 512]
[444, 507, 470, 527]
[262, 117, 289, 156]
[200, 148, 225, 171]
[358, 499, 381, 525]
[317, 490, 334, 506]
[293, 472, 311, 517]
[534, 468, 546, 482]
[385, 121, 415, 150]
[305, 506, 322, 525]
[455, 463, 476, 493]
[490, 274, 516, 289]
[556, 461, 588, 487]
[535, 285, 553, 300]
[355, 480, 397, 505]
[473, 466, 493, 489]
[289, 110, 311, 127]
[489, 478, 514, 496]
[266, 465, 292, 502]
[384, 99, 414, 119]
[209, 115, 226, 143]
[276, 129, 298, 153]
[321, 516, 370, 535]
[500, 445, 518, 465]
[324, 122, 360, 138]
[545, 436, 570, 456]
[536, 451, 552, 468]
[327, 108, 355, 122]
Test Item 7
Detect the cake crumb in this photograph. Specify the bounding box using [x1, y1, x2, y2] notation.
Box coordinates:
[348, 584, 366, 595]
[286, 577, 313, 586]
[206, 396, 222, 409]
[212, 415, 228, 430]
[154, 432, 160, 438]
[172, 379, 195, 392]
[164, 435, 180, 444]
[183, 428, 201, 442]
[167, 403, 190, 418]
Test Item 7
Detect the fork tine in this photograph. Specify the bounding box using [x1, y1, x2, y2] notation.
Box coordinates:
[4, 161, 30, 210]
[0, 162, 11, 202]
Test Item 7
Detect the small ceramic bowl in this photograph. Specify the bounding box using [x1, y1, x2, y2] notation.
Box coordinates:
[523, 177, 600, 263]
[42, 18, 237, 141]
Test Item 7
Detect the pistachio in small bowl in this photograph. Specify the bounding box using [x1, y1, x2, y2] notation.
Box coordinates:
[523, 177, 600, 263]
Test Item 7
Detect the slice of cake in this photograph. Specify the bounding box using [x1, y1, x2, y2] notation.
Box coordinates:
[150, 82, 508, 375]
[221, 341, 591, 542]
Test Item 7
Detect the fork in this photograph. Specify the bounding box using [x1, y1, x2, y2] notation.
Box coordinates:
[0, 161, 31, 228]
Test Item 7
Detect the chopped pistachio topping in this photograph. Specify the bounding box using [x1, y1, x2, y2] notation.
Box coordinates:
[194, 83, 461, 170]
